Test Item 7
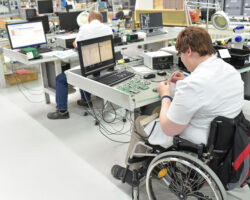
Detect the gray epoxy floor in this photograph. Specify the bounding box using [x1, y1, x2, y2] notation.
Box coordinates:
[0, 78, 134, 200]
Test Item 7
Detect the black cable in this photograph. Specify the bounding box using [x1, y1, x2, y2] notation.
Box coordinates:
[98, 104, 131, 135]
[131, 99, 154, 140]
[98, 126, 130, 143]
[101, 101, 117, 123]
[99, 120, 131, 136]
[99, 126, 130, 137]
[82, 91, 100, 122]
[82, 96, 132, 139]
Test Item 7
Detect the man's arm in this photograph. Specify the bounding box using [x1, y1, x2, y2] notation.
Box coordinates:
[157, 81, 187, 136]
[160, 98, 187, 136]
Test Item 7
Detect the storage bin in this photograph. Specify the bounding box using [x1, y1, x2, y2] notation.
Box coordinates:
[5, 69, 38, 85]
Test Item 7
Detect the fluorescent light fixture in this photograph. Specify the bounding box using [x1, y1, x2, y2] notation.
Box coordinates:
[211, 11, 230, 30]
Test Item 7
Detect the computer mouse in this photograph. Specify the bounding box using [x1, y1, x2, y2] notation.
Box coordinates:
[143, 73, 156, 79]
[157, 71, 167, 76]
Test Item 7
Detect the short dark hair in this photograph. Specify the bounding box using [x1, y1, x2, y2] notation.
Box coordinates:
[175, 26, 216, 56]
[89, 11, 103, 23]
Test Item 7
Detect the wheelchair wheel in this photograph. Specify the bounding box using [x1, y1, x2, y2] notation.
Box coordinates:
[146, 151, 227, 200]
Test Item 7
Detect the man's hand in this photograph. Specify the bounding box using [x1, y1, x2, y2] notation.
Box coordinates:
[73, 40, 77, 49]
[157, 81, 171, 97]
[170, 71, 186, 83]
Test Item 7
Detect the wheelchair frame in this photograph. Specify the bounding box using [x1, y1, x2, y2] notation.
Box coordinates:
[117, 112, 250, 200]
[124, 136, 250, 200]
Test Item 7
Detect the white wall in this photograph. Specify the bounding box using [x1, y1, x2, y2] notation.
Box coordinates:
[135, 0, 153, 10]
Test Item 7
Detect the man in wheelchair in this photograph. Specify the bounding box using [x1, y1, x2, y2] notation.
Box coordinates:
[111, 26, 250, 199]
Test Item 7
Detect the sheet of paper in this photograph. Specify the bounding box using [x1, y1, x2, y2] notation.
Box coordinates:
[41, 50, 78, 59]
[218, 49, 231, 58]
[40, 51, 58, 57]
[26, 52, 34, 59]
[53, 49, 77, 59]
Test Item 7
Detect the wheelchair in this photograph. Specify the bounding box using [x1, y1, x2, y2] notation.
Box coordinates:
[119, 114, 250, 200]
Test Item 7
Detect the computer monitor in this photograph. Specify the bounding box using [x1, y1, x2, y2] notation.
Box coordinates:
[77, 35, 115, 77]
[27, 15, 50, 33]
[100, 11, 108, 23]
[200, 8, 216, 21]
[58, 11, 81, 31]
[37, 0, 53, 14]
[140, 12, 163, 30]
[65, 4, 73, 12]
[6, 21, 47, 49]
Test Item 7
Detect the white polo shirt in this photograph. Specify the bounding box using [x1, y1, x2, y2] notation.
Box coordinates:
[75, 19, 113, 44]
[145, 55, 244, 147]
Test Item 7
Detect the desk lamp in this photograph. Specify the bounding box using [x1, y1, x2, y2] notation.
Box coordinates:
[77, 11, 89, 26]
[76, 2, 98, 27]
[211, 10, 230, 30]
[185, 0, 229, 31]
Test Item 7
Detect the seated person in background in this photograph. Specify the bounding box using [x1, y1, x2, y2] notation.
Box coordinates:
[111, 26, 244, 184]
[61, 0, 75, 10]
[66, 0, 75, 8]
[47, 11, 112, 120]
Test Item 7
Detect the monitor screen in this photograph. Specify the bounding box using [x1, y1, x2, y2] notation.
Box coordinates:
[140, 12, 163, 30]
[6, 21, 47, 49]
[37, 0, 53, 14]
[77, 35, 115, 76]
[100, 11, 108, 23]
[58, 11, 81, 31]
[27, 15, 50, 33]
[65, 4, 73, 11]
[200, 8, 216, 21]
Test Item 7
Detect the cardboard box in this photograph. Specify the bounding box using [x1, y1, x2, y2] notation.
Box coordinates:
[154, 0, 184, 9]
[0, 17, 10, 29]
[5, 69, 38, 85]
[154, 0, 164, 9]
[75, 3, 86, 9]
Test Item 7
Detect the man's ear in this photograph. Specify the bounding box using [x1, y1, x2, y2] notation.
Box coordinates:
[187, 47, 192, 57]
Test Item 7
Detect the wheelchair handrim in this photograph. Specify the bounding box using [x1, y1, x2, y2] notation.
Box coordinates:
[146, 151, 227, 200]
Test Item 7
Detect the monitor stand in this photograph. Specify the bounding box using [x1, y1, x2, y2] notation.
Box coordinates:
[93, 71, 101, 77]
[107, 66, 114, 71]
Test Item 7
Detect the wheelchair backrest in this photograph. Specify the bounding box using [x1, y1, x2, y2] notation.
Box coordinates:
[206, 116, 236, 176]
[207, 116, 236, 153]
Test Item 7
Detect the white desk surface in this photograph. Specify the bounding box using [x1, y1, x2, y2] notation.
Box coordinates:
[114, 27, 184, 51]
[65, 65, 166, 111]
[66, 62, 250, 112]
[2, 48, 59, 65]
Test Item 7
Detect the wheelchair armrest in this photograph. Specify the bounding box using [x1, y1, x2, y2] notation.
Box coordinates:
[173, 136, 205, 157]
[144, 141, 166, 152]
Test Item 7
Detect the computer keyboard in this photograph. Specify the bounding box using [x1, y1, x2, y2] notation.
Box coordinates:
[146, 31, 167, 37]
[37, 47, 52, 54]
[127, 38, 144, 43]
[94, 70, 135, 86]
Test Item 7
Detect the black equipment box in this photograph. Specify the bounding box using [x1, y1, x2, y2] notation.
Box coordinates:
[229, 48, 250, 69]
